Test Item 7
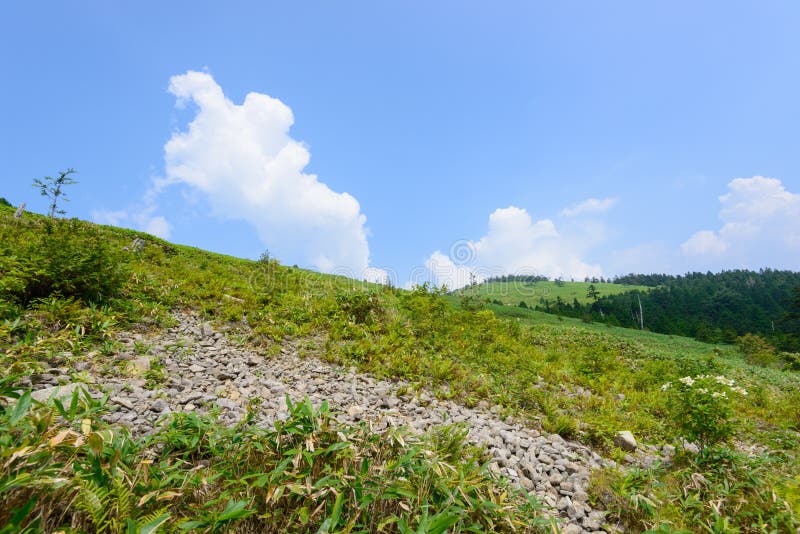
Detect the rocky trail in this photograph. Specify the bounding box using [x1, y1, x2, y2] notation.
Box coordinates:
[30, 312, 617, 533]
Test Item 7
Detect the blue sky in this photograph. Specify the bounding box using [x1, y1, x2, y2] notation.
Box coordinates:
[2, 1, 799, 287]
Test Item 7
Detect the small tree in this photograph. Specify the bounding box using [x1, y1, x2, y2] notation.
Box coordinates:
[33, 168, 77, 217]
[586, 284, 600, 302]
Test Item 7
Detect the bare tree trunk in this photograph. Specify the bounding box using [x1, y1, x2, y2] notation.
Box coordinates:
[637, 293, 644, 330]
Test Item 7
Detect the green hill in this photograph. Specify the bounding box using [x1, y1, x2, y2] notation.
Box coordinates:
[1, 204, 798, 532]
[455, 279, 651, 307]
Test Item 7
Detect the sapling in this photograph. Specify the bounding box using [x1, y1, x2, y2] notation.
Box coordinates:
[33, 168, 77, 217]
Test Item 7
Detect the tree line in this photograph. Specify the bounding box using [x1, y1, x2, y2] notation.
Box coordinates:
[532, 269, 800, 350]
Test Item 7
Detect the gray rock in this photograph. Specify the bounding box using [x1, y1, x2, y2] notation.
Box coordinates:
[614, 430, 637, 452]
[111, 396, 135, 410]
[560, 524, 583, 534]
[32, 383, 84, 403]
[149, 400, 168, 412]
[132, 355, 151, 372]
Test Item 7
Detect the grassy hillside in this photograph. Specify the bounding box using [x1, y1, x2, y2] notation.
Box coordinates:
[1, 205, 799, 532]
[455, 280, 650, 308]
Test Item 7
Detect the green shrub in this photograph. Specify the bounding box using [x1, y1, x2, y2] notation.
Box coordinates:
[334, 288, 384, 325]
[661, 374, 748, 450]
[779, 351, 800, 371]
[459, 293, 485, 311]
[592, 448, 799, 532]
[737, 333, 778, 367]
[0, 218, 129, 305]
[576, 346, 620, 377]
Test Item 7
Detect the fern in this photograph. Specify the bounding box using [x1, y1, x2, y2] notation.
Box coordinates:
[127, 510, 170, 534]
[75, 473, 136, 533]
[75, 478, 112, 531]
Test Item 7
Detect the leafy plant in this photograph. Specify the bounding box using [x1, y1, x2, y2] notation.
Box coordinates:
[335, 288, 384, 325]
[0, 218, 129, 305]
[661, 374, 748, 450]
[0, 392, 546, 532]
[32, 168, 77, 218]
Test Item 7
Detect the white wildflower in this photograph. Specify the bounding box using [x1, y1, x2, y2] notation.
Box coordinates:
[731, 386, 748, 396]
[679, 376, 695, 386]
[697, 388, 709, 394]
[661, 382, 671, 391]
[713, 375, 734, 387]
[711, 391, 727, 399]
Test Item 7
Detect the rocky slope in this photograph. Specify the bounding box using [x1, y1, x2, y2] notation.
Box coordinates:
[31, 312, 618, 533]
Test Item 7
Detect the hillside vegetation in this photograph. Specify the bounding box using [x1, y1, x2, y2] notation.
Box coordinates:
[466, 272, 800, 355]
[599, 271, 800, 349]
[1, 203, 799, 532]
[454, 280, 650, 308]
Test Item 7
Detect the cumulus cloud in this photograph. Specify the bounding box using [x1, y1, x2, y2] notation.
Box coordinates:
[144, 216, 172, 239]
[681, 230, 728, 256]
[560, 197, 617, 217]
[155, 70, 373, 275]
[92, 209, 128, 227]
[680, 176, 800, 268]
[423, 251, 487, 290]
[358, 266, 391, 285]
[92, 208, 172, 239]
[421, 206, 603, 290]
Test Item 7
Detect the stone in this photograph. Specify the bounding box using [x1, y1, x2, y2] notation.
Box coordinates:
[566, 502, 585, 520]
[681, 440, 700, 455]
[347, 405, 365, 419]
[32, 383, 84, 403]
[149, 400, 169, 413]
[614, 430, 637, 452]
[111, 396, 134, 410]
[132, 355, 151, 372]
[581, 516, 602, 530]
[560, 524, 583, 534]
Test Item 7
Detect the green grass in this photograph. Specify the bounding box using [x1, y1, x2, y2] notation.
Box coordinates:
[455, 280, 650, 307]
[1, 204, 798, 532]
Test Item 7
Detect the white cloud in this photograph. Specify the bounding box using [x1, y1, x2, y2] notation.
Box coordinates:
[143, 216, 172, 239]
[680, 176, 800, 268]
[424, 251, 487, 291]
[92, 209, 128, 227]
[421, 206, 603, 289]
[560, 197, 617, 217]
[92, 208, 172, 239]
[681, 230, 728, 256]
[159, 70, 372, 275]
[361, 266, 391, 285]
